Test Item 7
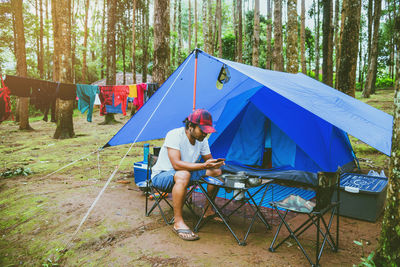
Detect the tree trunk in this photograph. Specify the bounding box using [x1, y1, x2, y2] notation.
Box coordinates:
[12, 0, 32, 130]
[71, 0, 76, 83]
[252, 0, 260, 66]
[217, 0, 222, 57]
[315, 0, 320, 80]
[273, 0, 284, 71]
[237, 0, 243, 63]
[188, 0, 192, 53]
[132, 0, 136, 84]
[367, 0, 373, 62]
[300, 0, 306, 74]
[153, 0, 170, 86]
[266, 0, 272, 69]
[322, 0, 333, 86]
[143, 0, 149, 83]
[172, 0, 177, 67]
[202, 0, 207, 52]
[374, 13, 400, 265]
[286, 0, 298, 73]
[334, 0, 340, 87]
[336, 0, 361, 98]
[207, 0, 213, 54]
[101, 0, 106, 79]
[101, 0, 117, 125]
[52, 0, 74, 139]
[194, 0, 197, 48]
[81, 0, 89, 83]
[46, 0, 51, 80]
[178, 0, 182, 62]
[38, 0, 44, 79]
[363, 0, 381, 98]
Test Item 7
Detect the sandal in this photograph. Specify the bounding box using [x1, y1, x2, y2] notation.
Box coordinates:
[172, 227, 200, 241]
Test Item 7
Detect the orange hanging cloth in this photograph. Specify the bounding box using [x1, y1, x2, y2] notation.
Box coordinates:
[0, 75, 12, 123]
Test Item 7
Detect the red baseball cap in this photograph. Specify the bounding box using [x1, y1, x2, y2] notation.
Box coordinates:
[187, 109, 216, 133]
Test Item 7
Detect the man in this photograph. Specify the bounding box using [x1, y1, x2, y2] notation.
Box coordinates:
[151, 109, 224, 241]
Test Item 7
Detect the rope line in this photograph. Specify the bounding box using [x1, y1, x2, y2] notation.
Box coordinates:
[41, 150, 99, 180]
[64, 53, 194, 250]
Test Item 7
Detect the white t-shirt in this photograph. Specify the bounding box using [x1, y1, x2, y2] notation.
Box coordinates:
[151, 127, 211, 178]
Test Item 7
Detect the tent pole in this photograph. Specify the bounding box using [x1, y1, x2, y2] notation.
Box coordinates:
[193, 49, 199, 111]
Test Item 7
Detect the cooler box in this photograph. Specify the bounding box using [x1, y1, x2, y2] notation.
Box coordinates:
[134, 161, 150, 184]
[333, 173, 388, 222]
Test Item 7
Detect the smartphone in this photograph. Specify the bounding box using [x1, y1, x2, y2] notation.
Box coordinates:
[215, 158, 225, 162]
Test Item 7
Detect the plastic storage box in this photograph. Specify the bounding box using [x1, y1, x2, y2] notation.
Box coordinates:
[333, 173, 388, 222]
[134, 161, 149, 184]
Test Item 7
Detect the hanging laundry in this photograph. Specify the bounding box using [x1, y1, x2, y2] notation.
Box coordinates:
[76, 84, 99, 122]
[128, 84, 137, 98]
[146, 83, 159, 99]
[135, 83, 147, 111]
[30, 80, 53, 113]
[42, 82, 59, 122]
[113, 85, 129, 116]
[0, 76, 12, 123]
[106, 95, 128, 114]
[94, 93, 101, 105]
[58, 83, 77, 100]
[99, 86, 113, 116]
[4, 75, 32, 97]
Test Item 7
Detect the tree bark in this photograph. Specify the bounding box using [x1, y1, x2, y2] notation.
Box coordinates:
[202, 0, 208, 52]
[322, 0, 333, 86]
[52, 0, 74, 139]
[363, 0, 381, 98]
[367, 0, 373, 62]
[266, 0, 272, 69]
[315, 0, 320, 80]
[101, 0, 117, 125]
[12, 0, 32, 130]
[300, 0, 306, 74]
[286, 0, 298, 73]
[81, 0, 89, 83]
[153, 0, 170, 86]
[132, 0, 136, 84]
[334, 0, 340, 88]
[100, 0, 106, 79]
[143, 0, 149, 83]
[38, 0, 44, 79]
[374, 13, 400, 265]
[273, 0, 284, 71]
[336, 0, 361, 98]
[252, 0, 260, 66]
[46, 0, 50, 80]
[217, 0, 222, 57]
[207, 0, 213, 54]
[172, 0, 177, 67]
[194, 0, 197, 48]
[178, 0, 182, 62]
[237, 0, 243, 63]
[188, 0, 192, 53]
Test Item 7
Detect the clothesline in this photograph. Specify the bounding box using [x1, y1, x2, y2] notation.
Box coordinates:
[0, 74, 159, 123]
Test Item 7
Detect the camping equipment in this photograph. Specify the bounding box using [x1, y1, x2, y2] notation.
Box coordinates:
[269, 170, 341, 266]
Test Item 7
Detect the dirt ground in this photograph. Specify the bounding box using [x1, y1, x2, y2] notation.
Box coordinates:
[0, 100, 389, 266]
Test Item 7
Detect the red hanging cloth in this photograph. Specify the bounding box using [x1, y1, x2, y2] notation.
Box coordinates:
[0, 75, 13, 123]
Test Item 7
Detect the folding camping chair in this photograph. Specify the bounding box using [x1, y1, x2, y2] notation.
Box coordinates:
[268, 170, 341, 266]
[144, 154, 197, 225]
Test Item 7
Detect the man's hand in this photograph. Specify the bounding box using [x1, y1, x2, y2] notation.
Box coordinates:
[204, 158, 225, 169]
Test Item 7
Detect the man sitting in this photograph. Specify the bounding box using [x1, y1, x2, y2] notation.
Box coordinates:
[151, 109, 224, 241]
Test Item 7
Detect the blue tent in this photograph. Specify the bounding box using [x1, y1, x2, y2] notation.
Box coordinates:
[104, 50, 393, 172]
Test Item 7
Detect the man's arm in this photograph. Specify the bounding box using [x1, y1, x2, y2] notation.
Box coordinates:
[168, 148, 223, 171]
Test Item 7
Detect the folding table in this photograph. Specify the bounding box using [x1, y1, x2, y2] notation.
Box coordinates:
[193, 177, 273, 245]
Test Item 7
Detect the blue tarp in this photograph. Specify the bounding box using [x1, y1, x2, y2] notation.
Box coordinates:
[104, 50, 393, 172]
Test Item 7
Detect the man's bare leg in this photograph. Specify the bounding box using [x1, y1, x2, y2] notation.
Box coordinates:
[203, 168, 222, 218]
[172, 170, 198, 239]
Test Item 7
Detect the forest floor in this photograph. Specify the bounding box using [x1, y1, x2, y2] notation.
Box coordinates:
[0, 88, 395, 266]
